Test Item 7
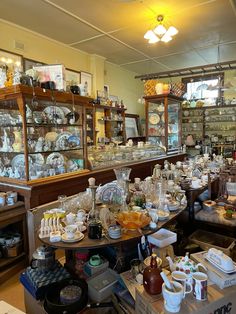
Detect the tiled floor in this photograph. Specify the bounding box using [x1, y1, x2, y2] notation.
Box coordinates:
[0, 270, 25, 312]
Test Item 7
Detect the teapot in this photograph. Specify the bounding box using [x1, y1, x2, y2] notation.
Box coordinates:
[166, 253, 206, 276]
[31, 245, 56, 271]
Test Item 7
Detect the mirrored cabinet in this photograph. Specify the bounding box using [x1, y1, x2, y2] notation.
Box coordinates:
[144, 94, 182, 154]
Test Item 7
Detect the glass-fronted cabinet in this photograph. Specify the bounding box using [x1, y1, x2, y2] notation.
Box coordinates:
[145, 94, 182, 154]
[0, 85, 91, 182]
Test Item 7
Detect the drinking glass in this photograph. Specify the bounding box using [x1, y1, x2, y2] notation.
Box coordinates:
[58, 194, 67, 211]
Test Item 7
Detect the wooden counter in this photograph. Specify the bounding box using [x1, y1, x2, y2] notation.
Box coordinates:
[0, 153, 186, 209]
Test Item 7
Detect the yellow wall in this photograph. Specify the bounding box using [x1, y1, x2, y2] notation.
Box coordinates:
[0, 19, 144, 116]
[105, 62, 145, 117]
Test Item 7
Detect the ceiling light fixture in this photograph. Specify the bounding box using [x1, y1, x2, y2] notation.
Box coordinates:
[144, 15, 178, 44]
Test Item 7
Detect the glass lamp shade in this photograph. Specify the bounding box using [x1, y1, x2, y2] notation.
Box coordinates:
[166, 26, 178, 36]
[161, 33, 172, 42]
[154, 24, 166, 36]
[144, 30, 159, 43]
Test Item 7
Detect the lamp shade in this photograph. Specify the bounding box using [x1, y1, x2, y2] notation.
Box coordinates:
[154, 24, 166, 36]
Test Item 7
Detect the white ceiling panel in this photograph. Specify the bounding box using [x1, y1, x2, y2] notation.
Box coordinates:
[73, 37, 144, 64]
[0, 0, 100, 44]
[0, 0, 235, 74]
[123, 61, 169, 75]
[157, 51, 207, 69]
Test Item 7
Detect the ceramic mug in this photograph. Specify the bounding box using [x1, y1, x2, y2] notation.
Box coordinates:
[171, 271, 192, 297]
[162, 281, 184, 313]
[192, 272, 208, 301]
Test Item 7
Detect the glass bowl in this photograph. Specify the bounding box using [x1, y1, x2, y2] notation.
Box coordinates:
[116, 211, 151, 230]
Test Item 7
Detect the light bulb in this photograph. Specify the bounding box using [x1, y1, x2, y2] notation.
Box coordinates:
[148, 36, 160, 44]
[144, 30, 155, 40]
[161, 33, 172, 43]
[15, 61, 21, 67]
[154, 24, 166, 36]
[6, 58, 13, 64]
[166, 26, 178, 36]
[1, 57, 6, 63]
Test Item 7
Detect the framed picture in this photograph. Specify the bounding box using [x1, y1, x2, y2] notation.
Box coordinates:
[65, 69, 81, 91]
[0, 48, 23, 70]
[104, 85, 109, 99]
[23, 58, 45, 71]
[80, 71, 92, 97]
[125, 113, 142, 138]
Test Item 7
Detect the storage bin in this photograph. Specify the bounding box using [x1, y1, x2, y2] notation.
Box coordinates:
[87, 268, 118, 302]
[189, 229, 235, 256]
[147, 228, 177, 248]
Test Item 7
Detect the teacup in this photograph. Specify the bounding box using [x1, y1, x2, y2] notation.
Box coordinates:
[171, 271, 192, 297]
[66, 213, 76, 225]
[76, 210, 87, 222]
[192, 179, 201, 188]
[64, 225, 77, 239]
[162, 281, 184, 313]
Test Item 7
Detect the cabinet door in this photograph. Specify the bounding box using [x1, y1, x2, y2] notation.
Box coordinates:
[25, 98, 85, 180]
[0, 98, 26, 180]
[167, 101, 181, 152]
[147, 101, 165, 147]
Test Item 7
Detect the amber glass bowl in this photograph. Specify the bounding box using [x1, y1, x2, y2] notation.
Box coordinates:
[116, 211, 151, 230]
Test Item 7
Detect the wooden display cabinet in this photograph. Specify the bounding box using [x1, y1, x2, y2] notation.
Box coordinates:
[145, 94, 183, 154]
[0, 85, 93, 183]
[0, 202, 28, 283]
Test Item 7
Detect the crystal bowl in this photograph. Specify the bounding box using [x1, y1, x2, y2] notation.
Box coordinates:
[116, 211, 151, 230]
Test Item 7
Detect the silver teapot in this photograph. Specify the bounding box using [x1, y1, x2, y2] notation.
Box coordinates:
[31, 245, 56, 271]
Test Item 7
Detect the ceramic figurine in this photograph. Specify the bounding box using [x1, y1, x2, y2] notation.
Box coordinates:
[1, 130, 12, 152]
[35, 137, 44, 152]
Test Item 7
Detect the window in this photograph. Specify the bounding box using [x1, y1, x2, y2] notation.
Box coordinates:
[182, 73, 224, 106]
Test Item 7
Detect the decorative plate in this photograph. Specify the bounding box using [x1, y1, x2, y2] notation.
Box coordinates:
[11, 154, 32, 169]
[45, 132, 58, 142]
[61, 231, 84, 243]
[31, 153, 45, 166]
[68, 135, 81, 148]
[43, 106, 65, 120]
[61, 106, 71, 115]
[183, 110, 190, 117]
[55, 132, 72, 149]
[97, 182, 123, 205]
[46, 152, 65, 166]
[149, 114, 160, 125]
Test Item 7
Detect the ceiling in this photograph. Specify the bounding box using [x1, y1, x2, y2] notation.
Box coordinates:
[0, 0, 236, 76]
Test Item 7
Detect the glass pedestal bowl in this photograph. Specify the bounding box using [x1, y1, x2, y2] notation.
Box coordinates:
[116, 211, 151, 230]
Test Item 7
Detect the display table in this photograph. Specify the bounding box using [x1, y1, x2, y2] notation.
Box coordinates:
[39, 207, 185, 251]
[121, 271, 236, 314]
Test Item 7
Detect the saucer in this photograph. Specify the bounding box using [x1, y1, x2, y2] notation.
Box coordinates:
[191, 184, 202, 189]
[61, 231, 84, 243]
[157, 210, 169, 220]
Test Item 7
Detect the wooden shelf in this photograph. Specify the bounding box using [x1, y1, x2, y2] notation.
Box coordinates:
[0, 252, 26, 269]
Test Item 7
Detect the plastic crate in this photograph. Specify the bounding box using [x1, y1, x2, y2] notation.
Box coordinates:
[147, 228, 177, 248]
[189, 229, 235, 256]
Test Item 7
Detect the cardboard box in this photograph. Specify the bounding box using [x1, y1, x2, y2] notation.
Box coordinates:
[84, 258, 109, 276]
[135, 284, 236, 314]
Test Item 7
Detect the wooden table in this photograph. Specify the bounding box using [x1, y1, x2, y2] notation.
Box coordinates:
[184, 177, 219, 221]
[39, 207, 185, 263]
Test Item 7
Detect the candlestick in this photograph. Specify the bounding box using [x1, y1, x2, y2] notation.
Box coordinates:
[88, 177, 96, 186]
